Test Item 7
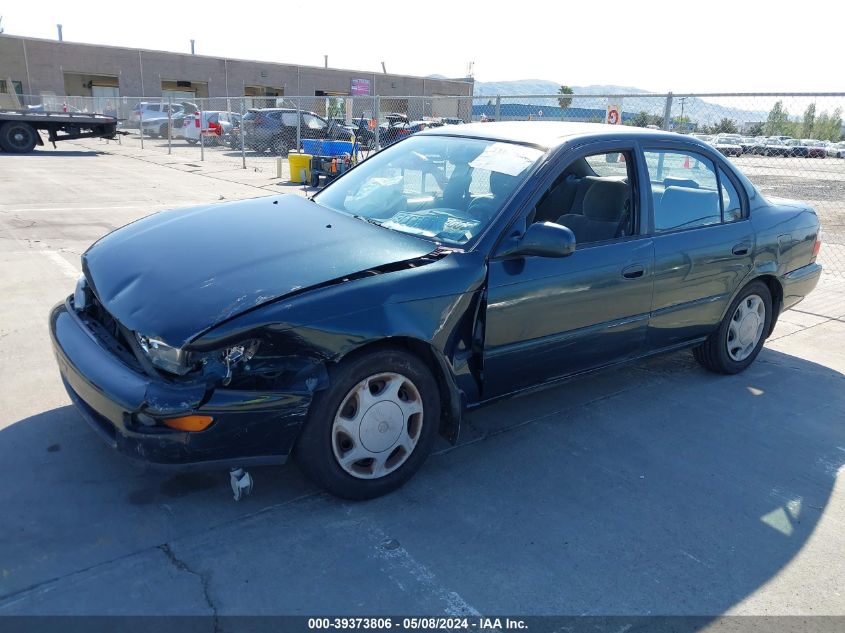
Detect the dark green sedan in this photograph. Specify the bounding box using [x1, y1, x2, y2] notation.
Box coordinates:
[52, 122, 822, 499]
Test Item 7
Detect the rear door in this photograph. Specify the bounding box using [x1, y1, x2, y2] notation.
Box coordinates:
[642, 146, 754, 349]
[482, 141, 655, 398]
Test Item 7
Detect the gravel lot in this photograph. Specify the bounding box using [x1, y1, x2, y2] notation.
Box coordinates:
[1, 142, 844, 626]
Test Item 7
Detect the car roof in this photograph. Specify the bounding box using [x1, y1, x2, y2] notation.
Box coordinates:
[418, 121, 701, 150]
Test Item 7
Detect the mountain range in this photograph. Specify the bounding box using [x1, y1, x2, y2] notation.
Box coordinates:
[467, 79, 768, 124]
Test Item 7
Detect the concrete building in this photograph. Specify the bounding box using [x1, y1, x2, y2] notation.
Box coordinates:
[0, 34, 473, 108]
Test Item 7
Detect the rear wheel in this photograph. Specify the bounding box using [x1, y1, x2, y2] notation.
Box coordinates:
[270, 137, 288, 156]
[295, 348, 439, 499]
[694, 281, 772, 374]
[0, 121, 38, 153]
[186, 138, 198, 145]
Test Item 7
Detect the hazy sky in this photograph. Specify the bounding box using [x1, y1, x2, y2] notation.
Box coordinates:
[2, 1, 843, 92]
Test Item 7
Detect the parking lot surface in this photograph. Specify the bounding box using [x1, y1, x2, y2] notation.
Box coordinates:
[1, 144, 844, 619]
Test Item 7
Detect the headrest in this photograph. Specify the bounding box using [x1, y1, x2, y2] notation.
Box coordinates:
[657, 187, 719, 231]
[582, 179, 628, 221]
[490, 171, 517, 197]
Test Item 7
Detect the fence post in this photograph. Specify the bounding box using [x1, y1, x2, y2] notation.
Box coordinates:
[167, 96, 172, 155]
[296, 97, 301, 153]
[373, 95, 380, 149]
[495, 95, 501, 122]
[240, 97, 246, 169]
[662, 92, 673, 131]
[139, 107, 144, 149]
[199, 100, 205, 161]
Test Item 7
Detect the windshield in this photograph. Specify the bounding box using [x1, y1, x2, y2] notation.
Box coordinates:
[313, 135, 545, 246]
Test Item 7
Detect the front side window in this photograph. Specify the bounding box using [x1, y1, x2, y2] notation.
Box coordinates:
[644, 150, 721, 232]
[314, 135, 544, 246]
[532, 151, 636, 245]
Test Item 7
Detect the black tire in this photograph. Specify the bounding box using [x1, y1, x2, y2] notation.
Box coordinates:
[295, 348, 440, 500]
[186, 138, 198, 145]
[159, 124, 169, 138]
[0, 121, 38, 153]
[693, 280, 772, 375]
[270, 137, 288, 156]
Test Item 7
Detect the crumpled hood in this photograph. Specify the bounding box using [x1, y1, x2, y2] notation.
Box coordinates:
[83, 195, 435, 346]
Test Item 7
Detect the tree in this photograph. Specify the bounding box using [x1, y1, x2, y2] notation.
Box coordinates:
[813, 107, 843, 141]
[709, 117, 739, 134]
[802, 103, 816, 138]
[557, 85, 574, 110]
[625, 110, 663, 128]
[327, 97, 344, 120]
[747, 122, 764, 136]
[765, 100, 790, 136]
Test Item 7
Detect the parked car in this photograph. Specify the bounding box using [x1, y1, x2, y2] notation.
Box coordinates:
[801, 139, 828, 158]
[784, 138, 811, 157]
[50, 123, 822, 499]
[240, 108, 353, 155]
[381, 120, 441, 146]
[140, 114, 179, 139]
[738, 137, 757, 153]
[760, 137, 791, 156]
[441, 117, 465, 126]
[181, 111, 237, 145]
[130, 102, 183, 125]
[826, 142, 845, 158]
[712, 137, 743, 157]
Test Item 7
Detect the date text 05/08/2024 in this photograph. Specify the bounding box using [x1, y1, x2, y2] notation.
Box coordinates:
[307, 618, 528, 630]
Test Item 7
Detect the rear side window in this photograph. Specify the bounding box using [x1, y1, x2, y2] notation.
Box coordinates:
[644, 150, 721, 232]
[148, 105, 160, 112]
[281, 112, 299, 126]
[303, 114, 327, 131]
[719, 168, 744, 222]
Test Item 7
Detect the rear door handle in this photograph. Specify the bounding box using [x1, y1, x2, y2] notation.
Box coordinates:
[732, 242, 751, 256]
[622, 264, 646, 279]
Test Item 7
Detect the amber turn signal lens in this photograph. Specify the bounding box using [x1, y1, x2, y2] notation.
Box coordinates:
[163, 415, 214, 432]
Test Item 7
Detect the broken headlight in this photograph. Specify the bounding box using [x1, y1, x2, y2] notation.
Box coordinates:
[135, 333, 191, 375]
[217, 340, 262, 385]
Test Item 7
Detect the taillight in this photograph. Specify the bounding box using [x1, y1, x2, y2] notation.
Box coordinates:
[195, 112, 201, 128]
[812, 235, 821, 262]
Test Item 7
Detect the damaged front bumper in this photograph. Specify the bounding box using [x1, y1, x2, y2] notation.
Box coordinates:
[50, 299, 312, 469]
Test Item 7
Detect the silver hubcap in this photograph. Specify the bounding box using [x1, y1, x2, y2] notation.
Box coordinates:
[332, 372, 423, 479]
[727, 294, 765, 361]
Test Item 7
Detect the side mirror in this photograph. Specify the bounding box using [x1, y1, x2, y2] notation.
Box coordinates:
[501, 222, 576, 258]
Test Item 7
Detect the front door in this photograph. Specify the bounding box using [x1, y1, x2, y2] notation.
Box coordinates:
[483, 144, 655, 399]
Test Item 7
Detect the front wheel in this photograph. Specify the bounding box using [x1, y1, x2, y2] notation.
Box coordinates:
[0, 121, 38, 153]
[693, 281, 772, 374]
[295, 348, 440, 499]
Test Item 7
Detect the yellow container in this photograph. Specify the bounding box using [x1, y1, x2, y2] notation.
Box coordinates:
[288, 153, 312, 183]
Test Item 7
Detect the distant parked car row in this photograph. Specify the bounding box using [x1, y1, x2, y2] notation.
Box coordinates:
[690, 133, 840, 158]
[128, 101, 465, 154]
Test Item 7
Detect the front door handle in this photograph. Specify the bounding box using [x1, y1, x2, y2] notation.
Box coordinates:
[732, 242, 751, 256]
[622, 264, 646, 279]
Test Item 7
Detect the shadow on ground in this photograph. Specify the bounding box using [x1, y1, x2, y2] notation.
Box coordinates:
[1, 348, 843, 618]
[0, 150, 105, 158]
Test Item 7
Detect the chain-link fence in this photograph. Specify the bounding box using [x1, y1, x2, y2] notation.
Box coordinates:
[11, 91, 845, 277]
